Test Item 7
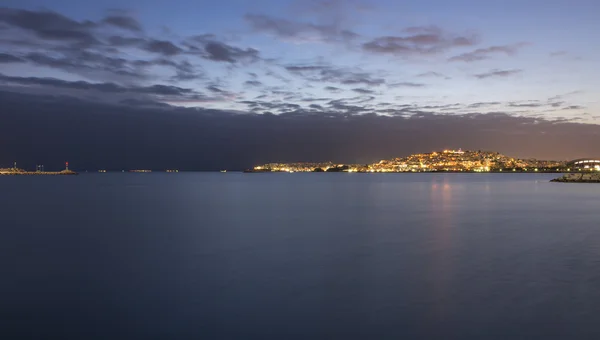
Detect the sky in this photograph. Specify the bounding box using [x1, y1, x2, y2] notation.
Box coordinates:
[1, 0, 600, 170]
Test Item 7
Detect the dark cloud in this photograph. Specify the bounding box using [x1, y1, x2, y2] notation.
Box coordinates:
[239, 99, 301, 113]
[474, 69, 522, 79]
[270, 88, 296, 96]
[0, 8, 141, 48]
[207, 85, 234, 96]
[363, 26, 477, 56]
[0, 53, 23, 63]
[0, 8, 238, 85]
[301, 97, 331, 102]
[448, 43, 528, 62]
[21, 51, 145, 81]
[563, 105, 585, 110]
[0, 73, 199, 97]
[245, 96, 378, 115]
[388, 82, 426, 88]
[0, 74, 231, 109]
[352, 88, 375, 94]
[102, 15, 142, 32]
[138, 84, 195, 96]
[285, 65, 330, 73]
[327, 100, 372, 115]
[324, 86, 342, 92]
[12, 48, 199, 83]
[185, 36, 260, 63]
[244, 14, 358, 43]
[244, 80, 263, 87]
[326, 96, 376, 114]
[3, 91, 598, 171]
[334, 73, 385, 86]
[0, 9, 208, 83]
[0, 73, 114, 91]
[143, 39, 183, 56]
[0, 8, 98, 45]
[205, 41, 258, 62]
[467, 102, 501, 108]
[285, 64, 385, 86]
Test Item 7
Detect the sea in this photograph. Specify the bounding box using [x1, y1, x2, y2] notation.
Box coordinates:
[2, 172, 600, 339]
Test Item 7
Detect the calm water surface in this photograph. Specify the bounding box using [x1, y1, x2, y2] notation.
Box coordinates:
[2, 173, 600, 339]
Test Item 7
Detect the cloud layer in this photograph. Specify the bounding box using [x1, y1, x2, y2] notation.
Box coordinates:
[0, 2, 595, 167]
[1, 91, 598, 171]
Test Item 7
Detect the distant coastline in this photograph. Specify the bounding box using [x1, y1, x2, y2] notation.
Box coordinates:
[0, 169, 78, 176]
[4, 149, 599, 175]
[245, 149, 598, 174]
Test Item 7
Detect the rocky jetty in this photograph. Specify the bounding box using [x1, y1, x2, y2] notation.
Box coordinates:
[551, 173, 600, 183]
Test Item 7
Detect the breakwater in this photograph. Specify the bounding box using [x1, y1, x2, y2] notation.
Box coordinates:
[551, 173, 600, 183]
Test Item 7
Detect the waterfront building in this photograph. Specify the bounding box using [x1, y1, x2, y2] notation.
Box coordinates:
[568, 159, 600, 170]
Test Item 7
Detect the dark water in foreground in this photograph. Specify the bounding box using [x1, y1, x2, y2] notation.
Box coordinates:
[2, 173, 600, 339]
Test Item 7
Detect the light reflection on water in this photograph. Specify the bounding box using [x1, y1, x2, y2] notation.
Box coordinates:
[428, 178, 456, 322]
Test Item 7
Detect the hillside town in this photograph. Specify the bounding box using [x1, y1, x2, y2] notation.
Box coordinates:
[250, 149, 566, 173]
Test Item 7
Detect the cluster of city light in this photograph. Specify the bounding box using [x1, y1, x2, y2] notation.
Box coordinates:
[255, 162, 339, 173]
[252, 149, 569, 173]
[0, 168, 17, 174]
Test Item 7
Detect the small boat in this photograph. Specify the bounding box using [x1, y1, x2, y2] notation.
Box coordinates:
[221, 170, 227, 173]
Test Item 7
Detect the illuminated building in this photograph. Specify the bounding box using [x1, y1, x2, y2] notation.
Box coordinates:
[568, 159, 600, 171]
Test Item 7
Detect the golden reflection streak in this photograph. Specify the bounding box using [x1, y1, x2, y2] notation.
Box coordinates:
[427, 177, 456, 321]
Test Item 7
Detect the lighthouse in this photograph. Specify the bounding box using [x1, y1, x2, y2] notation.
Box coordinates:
[65, 161, 69, 171]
